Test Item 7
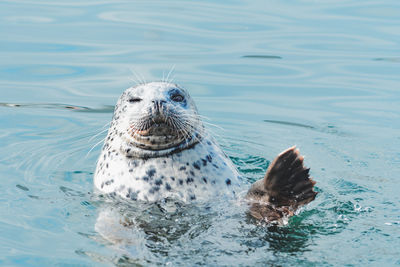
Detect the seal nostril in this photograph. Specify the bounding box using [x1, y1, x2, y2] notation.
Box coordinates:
[152, 100, 167, 112]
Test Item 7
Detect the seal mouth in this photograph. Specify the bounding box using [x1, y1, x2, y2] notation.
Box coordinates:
[128, 115, 193, 151]
[130, 131, 187, 151]
[134, 121, 178, 137]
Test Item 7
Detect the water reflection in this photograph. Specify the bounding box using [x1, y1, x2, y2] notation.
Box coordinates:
[0, 102, 114, 113]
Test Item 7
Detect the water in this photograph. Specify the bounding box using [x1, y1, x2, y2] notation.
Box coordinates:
[1, 0, 399, 266]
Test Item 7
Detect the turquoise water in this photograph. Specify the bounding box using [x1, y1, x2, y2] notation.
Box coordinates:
[1, 0, 399, 266]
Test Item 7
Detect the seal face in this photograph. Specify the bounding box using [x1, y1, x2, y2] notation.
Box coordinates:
[94, 82, 242, 202]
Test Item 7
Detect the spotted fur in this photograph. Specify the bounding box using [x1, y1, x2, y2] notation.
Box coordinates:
[94, 82, 241, 202]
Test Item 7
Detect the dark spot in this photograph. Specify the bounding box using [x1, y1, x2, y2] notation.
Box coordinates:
[103, 154, 106, 160]
[165, 183, 172, 191]
[126, 148, 131, 153]
[190, 171, 195, 176]
[129, 160, 139, 168]
[186, 177, 194, 184]
[206, 155, 212, 162]
[101, 182, 104, 189]
[213, 164, 219, 169]
[179, 166, 186, 171]
[142, 176, 149, 182]
[149, 186, 160, 194]
[126, 188, 138, 200]
[155, 179, 163, 186]
[211, 180, 216, 185]
[186, 162, 189, 166]
[225, 179, 231, 186]
[106, 163, 109, 169]
[190, 195, 196, 200]
[128, 192, 138, 200]
[193, 161, 201, 170]
[105, 179, 114, 186]
[207, 141, 212, 146]
[202, 177, 208, 183]
[179, 179, 183, 185]
[163, 160, 166, 164]
[146, 168, 156, 178]
[170, 176, 175, 181]
[129, 168, 133, 173]
[201, 159, 207, 166]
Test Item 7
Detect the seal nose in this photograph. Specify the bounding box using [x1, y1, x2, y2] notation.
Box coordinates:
[152, 100, 166, 115]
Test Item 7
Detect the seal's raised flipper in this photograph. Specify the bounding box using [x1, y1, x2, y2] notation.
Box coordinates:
[246, 146, 317, 223]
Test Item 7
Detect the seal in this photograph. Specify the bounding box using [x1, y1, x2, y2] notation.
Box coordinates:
[94, 81, 317, 222]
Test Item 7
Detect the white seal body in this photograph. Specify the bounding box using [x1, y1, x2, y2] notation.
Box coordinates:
[94, 134, 241, 202]
[94, 82, 242, 202]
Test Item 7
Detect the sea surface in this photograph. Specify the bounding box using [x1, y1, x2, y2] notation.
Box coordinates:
[0, 0, 399, 266]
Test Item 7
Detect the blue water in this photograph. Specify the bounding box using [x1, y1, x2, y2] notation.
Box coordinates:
[1, 0, 399, 266]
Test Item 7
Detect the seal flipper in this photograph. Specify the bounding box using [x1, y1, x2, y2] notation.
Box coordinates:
[246, 146, 317, 223]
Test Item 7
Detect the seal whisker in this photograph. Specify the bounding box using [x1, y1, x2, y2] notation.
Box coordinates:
[86, 137, 106, 159]
[165, 65, 175, 84]
[129, 67, 146, 85]
[88, 127, 110, 143]
[176, 119, 201, 144]
[128, 76, 141, 86]
[201, 121, 225, 131]
[170, 117, 188, 139]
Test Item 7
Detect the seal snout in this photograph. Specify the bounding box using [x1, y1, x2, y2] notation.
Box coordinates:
[121, 82, 203, 152]
[151, 98, 170, 115]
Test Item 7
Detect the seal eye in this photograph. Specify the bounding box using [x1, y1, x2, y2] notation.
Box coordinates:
[171, 94, 184, 102]
[128, 97, 142, 103]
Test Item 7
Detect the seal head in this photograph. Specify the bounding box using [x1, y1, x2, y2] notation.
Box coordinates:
[113, 82, 203, 158]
